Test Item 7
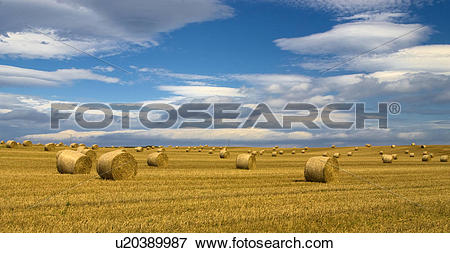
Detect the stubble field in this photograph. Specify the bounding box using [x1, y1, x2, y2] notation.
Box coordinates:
[0, 144, 449, 233]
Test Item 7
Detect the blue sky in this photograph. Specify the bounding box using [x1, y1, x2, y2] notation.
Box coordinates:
[0, 0, 449, 147]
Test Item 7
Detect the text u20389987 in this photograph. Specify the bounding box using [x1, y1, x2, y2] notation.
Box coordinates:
[115, 236, 187, 249]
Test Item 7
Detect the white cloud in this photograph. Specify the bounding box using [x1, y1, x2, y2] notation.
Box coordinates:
[0, 0, 233, 58]
[0, 109, 12, 114]
[397, 131, 426, 139]
[0, 65, 119, 87]
[158, 85, 244, 98]
[93, 66, 115, 72]
[346, 45, 450, 73]
[0, 29, 119, 59]
[140, 67, 222, 81]
[275, 0, 436, 14]
[274, 20, 430, 55]
[22, 129, 314, 143]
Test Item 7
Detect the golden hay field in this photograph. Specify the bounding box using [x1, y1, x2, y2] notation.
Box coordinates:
[0, 144, 449, 233]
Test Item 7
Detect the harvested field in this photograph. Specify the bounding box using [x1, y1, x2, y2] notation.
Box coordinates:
[0, 144, 449, 232]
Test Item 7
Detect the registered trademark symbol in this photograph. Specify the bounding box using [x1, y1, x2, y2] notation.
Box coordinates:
[389, 102, 401, 115]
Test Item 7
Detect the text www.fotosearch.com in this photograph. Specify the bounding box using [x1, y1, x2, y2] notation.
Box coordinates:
[195, 237, 333, 249]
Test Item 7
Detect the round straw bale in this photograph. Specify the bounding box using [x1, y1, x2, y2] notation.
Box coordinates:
[304, 156, 339, 183]
[212, 147, 216, 151]
[422, 151, 428, 155]
[78, 148, 97, 161]
[430, 153, 434, 158]
[185, 149, 190, 152]
[271, 151, 277, 157]
[135, 147, 144, 152]
[391, 145, 396, 148]
[379, 151, 384, 155]
[382, 155, 393, 163]
[56, 150, 64, 160]
[23, 140, 32, 147]
[365, 144, 371, 147]
[248, 150, 252, 153]
[409, 153, 415, 157]
[301, 149, 305, 153]
[57, 150, 92, 174]
[208, 150, 213, 154]
[422, 155, 430, 162]
[322, 152, 328, 157]
[92, 144, 99, 150]
[405, 150, 409, 154]
[0, 140, 4, 144]
[275, 146, 279, 149]
[421, 145, 426, 148]
[279, 150, 284, 155]
[304, 147, 309, 150]
[76, 146, 86, 152]
[219, 149, 230, 158]
[272, 147, 277, 151]
[354, 147, 359, 151]
[147, 152, 169, 167]
[175, 146, 179, 149]
[392, 154, 398, 160]
[70, 143, 79, 148]
[411, 142, 416, 146]
[291, 150, 296, 154]
[44, 143, 56, 151]
[97, 150, 137, 180]
[6, 140, 17, 148]
[347, 152, 353, 156]
[198, 149, 202, 152]
[331, 145, 336, 148]
[78, 148, 97, 171]
[252, 151, 257, 156]
[236, 153, 256, 170]
[333, 153, 340, 158]
[440, 155, 448, 162]
[56, 142, 64, 147]
[259, 150, 264, 156]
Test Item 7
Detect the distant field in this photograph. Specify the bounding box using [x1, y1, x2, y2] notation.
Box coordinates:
[0, 144, 449, 233]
